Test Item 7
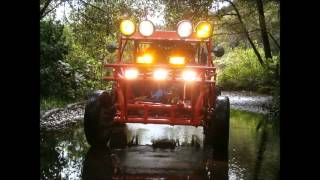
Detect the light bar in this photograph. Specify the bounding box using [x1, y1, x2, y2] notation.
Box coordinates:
[137, 54, 153, 64]
[169, 57, 185, 65]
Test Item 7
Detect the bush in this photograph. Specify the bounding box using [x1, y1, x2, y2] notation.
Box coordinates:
[216, 46, 279, 94]
[40, 20, 114, 102]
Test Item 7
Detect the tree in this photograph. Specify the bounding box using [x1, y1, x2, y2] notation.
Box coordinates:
[214, 0, 279, 66]
[40, 0, 65, 20]
[40, 20, 70, 98]
[256, 0, 272, 59]
[224, 0, 265, 66]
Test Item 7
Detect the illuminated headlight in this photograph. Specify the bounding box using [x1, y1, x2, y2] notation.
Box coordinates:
[139, 20, 155, 37]
[137, 54, 153, 64]
[177, 20, 193, 38]
[153, 69, 168, 80]
[124, 69, 138, 79]
[195, 21, 213, 39]
[182, 70, 196, 81]
[120, 19, 135, 36]
[169, 57, 185, 65]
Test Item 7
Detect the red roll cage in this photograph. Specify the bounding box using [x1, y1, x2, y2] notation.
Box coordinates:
[103, 31, 217, 126]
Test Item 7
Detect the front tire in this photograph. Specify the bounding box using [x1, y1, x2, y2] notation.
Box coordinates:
[84, 90, 116, 146]
[205, 96, 230, 161]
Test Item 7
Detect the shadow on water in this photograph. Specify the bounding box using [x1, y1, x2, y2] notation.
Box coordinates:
[82, 146, 113, 180]
[40, 109, 279, 180]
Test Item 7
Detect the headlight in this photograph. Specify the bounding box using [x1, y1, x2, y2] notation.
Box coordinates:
[153, 69, 168, 80]
[177, 20, 193, 38]
[169, 57, 185, 65]
[124, 69, 138, 79]
[137, 54, 153, 64]
[182, 70, 196, 81]
[195, 21, 212, 39]
[139, 20, 155, 37]
[120, 19, 135, 36]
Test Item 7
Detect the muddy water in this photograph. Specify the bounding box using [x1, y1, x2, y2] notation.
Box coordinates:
[40, 109, 279, 180]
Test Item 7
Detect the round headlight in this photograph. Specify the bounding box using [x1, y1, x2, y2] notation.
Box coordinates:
[177, 20, 193, 38]
[195, 21, 213, 39]
[153, 69, 168, 80]
[139, 20, 155, 37]
[182, 70, 197, 81]
[124, 69, 139, 79]
[120, 19, 135, 36]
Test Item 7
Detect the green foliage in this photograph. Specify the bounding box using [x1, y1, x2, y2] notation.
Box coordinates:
[40, 20, 72, 99]
[40, 19, 110, 102]
[160, 0, 214, 30]
[214, 0, 279, 52]
[216, 46, 279, 94]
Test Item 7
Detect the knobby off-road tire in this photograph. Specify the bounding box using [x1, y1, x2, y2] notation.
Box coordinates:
[84, 90, 116, 146]
[207, 96, 230, 161]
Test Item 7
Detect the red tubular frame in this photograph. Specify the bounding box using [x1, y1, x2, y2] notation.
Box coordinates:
[103, 31, 217, 127]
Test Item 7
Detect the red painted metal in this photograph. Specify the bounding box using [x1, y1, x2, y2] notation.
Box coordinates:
[115, 117, 201, 126]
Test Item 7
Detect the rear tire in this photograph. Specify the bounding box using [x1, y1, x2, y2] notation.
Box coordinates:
[205, 96, 230, 161]
[84, 90, 116, 147]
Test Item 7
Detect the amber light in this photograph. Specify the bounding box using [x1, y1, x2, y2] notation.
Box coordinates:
[137, 54, 153, 64]
[169, 57, 185, 65]
[195, 21, 213, 39]
[120, 19, 135, 36]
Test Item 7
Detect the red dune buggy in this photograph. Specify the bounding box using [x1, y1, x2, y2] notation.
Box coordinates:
[84, 19, 229, 161]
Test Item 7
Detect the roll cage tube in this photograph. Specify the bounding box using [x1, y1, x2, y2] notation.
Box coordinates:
[118, 38, 213, 66]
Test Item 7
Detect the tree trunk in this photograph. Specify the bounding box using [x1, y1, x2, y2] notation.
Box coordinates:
[226, 0, 265, 67]
[256, 0, 272, 59]
[40, 0, 53, 20]
[268, 31, 280, 49]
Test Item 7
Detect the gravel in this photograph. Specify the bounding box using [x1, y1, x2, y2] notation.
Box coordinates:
[40, 101, 86, 131]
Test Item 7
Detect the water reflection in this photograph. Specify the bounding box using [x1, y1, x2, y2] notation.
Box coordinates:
[40, 110, 279, 180]
[126, 123, 204, 147]
[82, 146, 113, 180]
[40, 123, 90, 180]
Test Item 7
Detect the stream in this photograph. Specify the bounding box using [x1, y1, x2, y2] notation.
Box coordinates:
[40, 91, 279, 180]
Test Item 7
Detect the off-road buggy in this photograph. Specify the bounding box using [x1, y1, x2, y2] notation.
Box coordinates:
[84, 19, 229, 161]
